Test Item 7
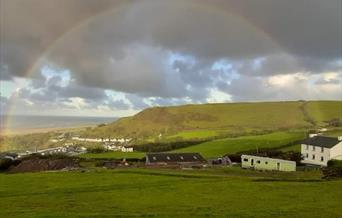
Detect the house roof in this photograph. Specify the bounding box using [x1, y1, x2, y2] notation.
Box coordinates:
[301, 136, 341, 148]
[146, 153, 206, 163]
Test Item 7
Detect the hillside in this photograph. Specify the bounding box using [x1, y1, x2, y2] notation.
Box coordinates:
[81, 101, 341, 141]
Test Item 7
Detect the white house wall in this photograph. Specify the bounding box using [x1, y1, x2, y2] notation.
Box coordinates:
[301, 144, 330, 166]
[330, 142, 342, 159]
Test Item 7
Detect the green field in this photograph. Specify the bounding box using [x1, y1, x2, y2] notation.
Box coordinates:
[173, 131, 305, 158]
[79, 151, 145, 159]
[278, 144, 301, 152]
[306, 101, 342, 125]
[167, 129, 220, 140]
[0, 168, 341, 217]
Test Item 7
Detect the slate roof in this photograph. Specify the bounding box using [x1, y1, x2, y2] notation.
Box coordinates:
[146, 153, 206, 163]
[301, 136, 341, 148]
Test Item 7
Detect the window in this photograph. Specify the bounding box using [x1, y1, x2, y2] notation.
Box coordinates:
[312, 146, 315, 151]
[321, 156, 324, 162]
[305, 153, 309, 158]
[256, 160, 261, 164]
[312, 154, 315, 160]
[243, 158, 248, 162]
[321, 147, 324, 153]
[306, 145, 309, 150]
[265, 162, 268, 165]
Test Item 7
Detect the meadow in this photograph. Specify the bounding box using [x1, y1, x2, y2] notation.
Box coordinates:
[0, 168, 341, 217]
[173, 131, 305, 158]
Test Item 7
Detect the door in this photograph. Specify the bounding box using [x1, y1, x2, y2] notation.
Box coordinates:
[277, 162, 280, 171]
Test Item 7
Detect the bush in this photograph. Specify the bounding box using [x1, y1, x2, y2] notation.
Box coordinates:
[327, 160, 342, 167]
[326, 119, 342, 127]
[0, 159, 14, 170]
[87, 146, 106, 153]
[322, 160, 342, 179]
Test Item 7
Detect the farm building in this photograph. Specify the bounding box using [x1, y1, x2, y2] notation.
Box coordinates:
[241, 155, 296, 172]
[301, 136, 342, 166]
[208, 155, 232, 165]
[145, 153, 206, 166]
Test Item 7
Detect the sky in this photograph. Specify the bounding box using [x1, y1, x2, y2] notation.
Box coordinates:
[0, 0, 341, 117]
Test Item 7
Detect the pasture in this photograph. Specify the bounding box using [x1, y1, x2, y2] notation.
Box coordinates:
[0, 168, 341, 217]
[173, 131, 305, 158]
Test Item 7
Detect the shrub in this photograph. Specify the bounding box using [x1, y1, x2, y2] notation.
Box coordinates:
[0, 159, 14, 170]
[327, 160, 342, 167]
[87, 146, 106, 153]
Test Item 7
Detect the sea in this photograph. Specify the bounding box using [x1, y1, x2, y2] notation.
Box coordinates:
[0, 115, 117, 133]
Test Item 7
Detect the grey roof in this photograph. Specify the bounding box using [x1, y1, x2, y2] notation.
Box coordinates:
[302, 136, 341, 148]
[146, 153, 206, 163]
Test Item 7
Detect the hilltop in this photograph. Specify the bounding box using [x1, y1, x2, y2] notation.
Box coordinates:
[81, 101, 342, 141]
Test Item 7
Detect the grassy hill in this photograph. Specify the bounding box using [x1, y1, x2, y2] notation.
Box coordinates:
[81, 101, 341, 141]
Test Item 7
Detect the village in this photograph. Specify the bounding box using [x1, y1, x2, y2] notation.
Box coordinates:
[1, 131, 342, 175]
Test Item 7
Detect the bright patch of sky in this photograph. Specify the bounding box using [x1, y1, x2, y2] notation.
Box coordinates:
[0, 78, 30, 98]
[41, 66, 71, 87]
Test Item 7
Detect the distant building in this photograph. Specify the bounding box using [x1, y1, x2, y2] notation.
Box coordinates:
[145, 153, 206, 166]
[241, 155, 296, 171]
[208, 155, 232, 165]
[301, 136, 342, 166]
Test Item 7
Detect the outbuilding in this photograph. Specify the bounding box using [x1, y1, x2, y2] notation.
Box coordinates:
[241, 154, 296, 171]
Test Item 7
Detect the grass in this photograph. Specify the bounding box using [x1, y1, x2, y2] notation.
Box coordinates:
[278, 144, 301, 152]
[173, 131, 306, 158]
[0, 168, 341, 217]
[167, 129, 220, 140]
[323, 128, 342, 137]
[306, 101, 342, 125]
[79, 151, 145, 159]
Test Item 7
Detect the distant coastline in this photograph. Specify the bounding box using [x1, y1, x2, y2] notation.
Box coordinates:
[0, 115, 117, 136]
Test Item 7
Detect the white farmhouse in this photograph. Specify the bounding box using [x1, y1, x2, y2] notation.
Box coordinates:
[301, 136, 342, 166]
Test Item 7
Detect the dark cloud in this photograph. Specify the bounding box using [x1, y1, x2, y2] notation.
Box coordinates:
[0, 0, 340, 110]
[15, 74, 108, 107]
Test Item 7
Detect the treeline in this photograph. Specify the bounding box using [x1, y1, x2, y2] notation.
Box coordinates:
[326, 119, 342, 127]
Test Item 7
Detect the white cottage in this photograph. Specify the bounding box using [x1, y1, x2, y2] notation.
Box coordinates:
[301, 136, 342, 166]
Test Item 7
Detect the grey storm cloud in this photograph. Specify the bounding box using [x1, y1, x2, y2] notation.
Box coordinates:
[0, 0, 341, 103]
[16, 74, 107, 104]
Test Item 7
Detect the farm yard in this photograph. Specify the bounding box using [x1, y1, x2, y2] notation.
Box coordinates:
[0, 168, 341, 217]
